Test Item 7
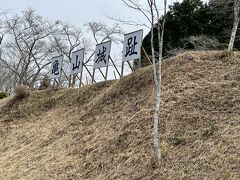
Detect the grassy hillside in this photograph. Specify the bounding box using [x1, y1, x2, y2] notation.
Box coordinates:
[0, 51, 240, 179]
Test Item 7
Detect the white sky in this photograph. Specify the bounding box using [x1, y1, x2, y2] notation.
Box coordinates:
[1, 0, 209, 37]
[1, 0, 149, 34]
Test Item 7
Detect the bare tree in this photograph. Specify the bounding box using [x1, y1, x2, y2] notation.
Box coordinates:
[154, 0, 167, 161]
[0, 8, 54, 88]
[86, 21, 123, 44]
[0, 11, 13, 93]
[84, 21, 124, 82]
[0, 10, 8, 46]
[0, 62, 14, 93]
[86, 21, 124, 68]
[228, 0, 240, 53]
[50, 21, 91, 87]
[121, 0, 167, 161]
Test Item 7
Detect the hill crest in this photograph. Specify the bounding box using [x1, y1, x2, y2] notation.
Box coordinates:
[0, 51, 240, 179]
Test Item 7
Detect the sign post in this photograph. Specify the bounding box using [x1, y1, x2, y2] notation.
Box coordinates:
[69, 49, 84, 87]
[49, 55, 63, 87]
[121, 29, 143, 77]
[109, 56, 121, 78]
[92, 40, 112, 83]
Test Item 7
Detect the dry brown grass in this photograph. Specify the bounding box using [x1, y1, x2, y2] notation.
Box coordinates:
[15, 85, 30, 99]
[0, 51, 240, 179]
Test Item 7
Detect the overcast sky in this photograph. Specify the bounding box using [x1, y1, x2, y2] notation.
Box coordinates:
[1, 0, 149, 35]
[1, 0, 209, 38]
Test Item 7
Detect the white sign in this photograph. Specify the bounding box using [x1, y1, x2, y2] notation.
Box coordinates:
[50, 56, 63, 79]
[122, 29, 143, 62]
[93, 41, 111, 69]
[70, 49, 84, 75]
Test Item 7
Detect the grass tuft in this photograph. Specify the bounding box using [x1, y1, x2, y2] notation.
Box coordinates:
[15, 85, 29, 99]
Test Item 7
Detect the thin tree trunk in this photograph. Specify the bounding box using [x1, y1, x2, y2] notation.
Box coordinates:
[152, 0, 167, 161]
[69, 75, 72, 87]
[147, 0, 161, 160]
[72, 74, 77, 87]
[228, 18, 239, 52]
[228, 0, 240, 53]
[149, 2, 157, 85]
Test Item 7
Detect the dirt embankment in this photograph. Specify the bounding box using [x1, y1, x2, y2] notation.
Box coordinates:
[0, 51, 240, 179]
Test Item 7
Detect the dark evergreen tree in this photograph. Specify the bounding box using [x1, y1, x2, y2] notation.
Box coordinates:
[143, 0, 211, 58]
[208, 0, 239, 49]
[141, 0, 239, 67]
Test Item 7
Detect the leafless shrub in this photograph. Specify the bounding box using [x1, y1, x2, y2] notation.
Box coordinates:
[183, 35, 220, 51]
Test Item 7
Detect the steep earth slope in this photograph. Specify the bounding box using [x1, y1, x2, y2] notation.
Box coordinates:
[0, 51, 240, 179]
